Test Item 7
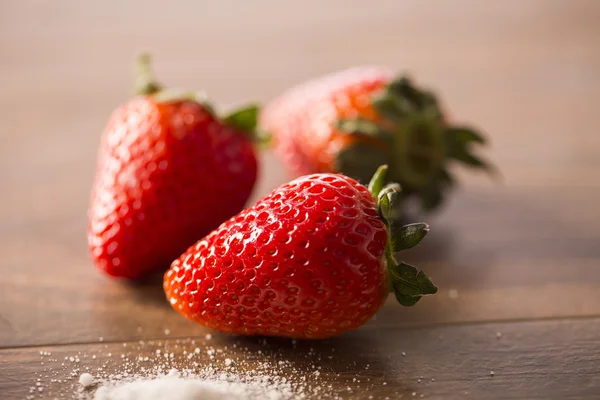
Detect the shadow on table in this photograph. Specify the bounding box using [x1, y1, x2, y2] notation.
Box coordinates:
[120, 269, 172, 308]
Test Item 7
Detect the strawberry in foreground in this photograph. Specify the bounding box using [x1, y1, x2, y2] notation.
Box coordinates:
[261, 66, 494, 213]
[164, 166, 437, 339]
[88, 54, 259, 279]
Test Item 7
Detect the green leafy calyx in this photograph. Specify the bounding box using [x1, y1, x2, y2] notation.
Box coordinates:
[368, 165, 438, 306]
[336, 75, 496, 213]
[133, 53, 266, 145]
[134, 52, 210, 106]
[223, 105, 271, 146]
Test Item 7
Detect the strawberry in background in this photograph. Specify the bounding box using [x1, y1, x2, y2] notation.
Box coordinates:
[88, 54, 259, 279]
[261, 66, 494, 213]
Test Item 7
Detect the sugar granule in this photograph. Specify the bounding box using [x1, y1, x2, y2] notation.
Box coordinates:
[79, 373, 94, 387]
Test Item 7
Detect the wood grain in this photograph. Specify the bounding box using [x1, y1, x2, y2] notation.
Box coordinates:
[1, 0, 600, 398]
[2, 317, 600, 399]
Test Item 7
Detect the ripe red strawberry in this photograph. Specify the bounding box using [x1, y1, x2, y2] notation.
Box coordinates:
[88, 54, 259, 279]
[164, 166, 436, 338]
[261, 66, 494, 212]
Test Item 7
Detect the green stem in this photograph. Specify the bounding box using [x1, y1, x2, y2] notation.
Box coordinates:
[134, 52, 161, 96]
[384, 226, 398, 293]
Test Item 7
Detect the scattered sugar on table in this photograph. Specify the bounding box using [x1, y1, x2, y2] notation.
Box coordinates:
[91, 369, 295, 400]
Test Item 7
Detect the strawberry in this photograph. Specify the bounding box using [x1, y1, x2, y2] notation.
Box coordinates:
[88, 54, 259, 279]
[261, 66, 494, 212]
[164, 166, 436, 339]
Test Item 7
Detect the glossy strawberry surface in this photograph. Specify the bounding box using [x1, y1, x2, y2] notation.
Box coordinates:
[88, 97, 258, 279]
[164, 173, 391, 338]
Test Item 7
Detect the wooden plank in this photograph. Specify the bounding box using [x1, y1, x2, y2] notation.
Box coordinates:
[1, 317, 600, 399]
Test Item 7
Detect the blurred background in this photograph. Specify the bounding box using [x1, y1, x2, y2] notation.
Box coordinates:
[1, 0, 600, 345]
[3, 0, 598, 227]
[3, 0, 599, 206]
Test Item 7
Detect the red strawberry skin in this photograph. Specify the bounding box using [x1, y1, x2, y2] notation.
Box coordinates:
[88, 98, 258, 279]
[164, 173, 390, 339]
[260, 66, 393, 178]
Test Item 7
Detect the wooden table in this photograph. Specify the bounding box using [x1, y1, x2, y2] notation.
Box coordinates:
[2, 1, 600, 398]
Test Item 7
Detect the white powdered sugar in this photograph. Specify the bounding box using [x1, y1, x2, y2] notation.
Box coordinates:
[32, 333, 413, 400]
[92, 369, 293, 400]
[33, 336, 337, 400]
